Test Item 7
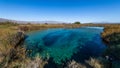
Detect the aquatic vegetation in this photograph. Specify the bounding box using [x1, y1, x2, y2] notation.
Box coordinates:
[25, 27, 106, 64]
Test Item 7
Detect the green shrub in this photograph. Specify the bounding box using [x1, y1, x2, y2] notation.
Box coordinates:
[74, 21, 81, 24]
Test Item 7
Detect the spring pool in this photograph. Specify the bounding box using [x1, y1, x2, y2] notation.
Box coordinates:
[24, 27, 106, 64]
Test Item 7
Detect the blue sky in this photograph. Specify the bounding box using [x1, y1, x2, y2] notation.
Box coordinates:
[0, 0, 120, 23]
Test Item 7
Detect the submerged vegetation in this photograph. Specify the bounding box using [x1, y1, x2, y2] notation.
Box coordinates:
[0, 21, 120, 68]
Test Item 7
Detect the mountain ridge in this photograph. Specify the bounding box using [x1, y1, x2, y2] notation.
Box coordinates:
[0, 18, 67, 24]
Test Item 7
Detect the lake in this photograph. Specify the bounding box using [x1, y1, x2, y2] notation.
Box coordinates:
[24, 27, 106, 65]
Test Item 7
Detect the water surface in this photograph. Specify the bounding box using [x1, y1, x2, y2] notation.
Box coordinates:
[24, 27, 106, 64]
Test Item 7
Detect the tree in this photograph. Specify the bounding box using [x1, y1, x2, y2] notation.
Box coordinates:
[74, 21, 81, 24]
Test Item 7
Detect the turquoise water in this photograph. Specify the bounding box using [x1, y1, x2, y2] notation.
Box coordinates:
[24, 27, 106, 64]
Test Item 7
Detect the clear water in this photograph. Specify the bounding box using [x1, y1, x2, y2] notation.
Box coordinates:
[24, 27, 106, 64]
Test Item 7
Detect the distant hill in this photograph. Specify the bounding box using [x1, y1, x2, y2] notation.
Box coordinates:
[0, 18, 67, 24]
[0, 18, 12, 22]
[0, 18, 120, 24]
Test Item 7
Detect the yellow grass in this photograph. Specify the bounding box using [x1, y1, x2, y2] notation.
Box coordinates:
[0, 24, 48, 68]
[0, 23, 120, 68]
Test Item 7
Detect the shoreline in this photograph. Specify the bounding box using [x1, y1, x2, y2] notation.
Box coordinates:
[0, 23, 120, 68]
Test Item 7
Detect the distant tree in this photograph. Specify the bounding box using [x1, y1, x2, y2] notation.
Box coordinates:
[74, 21, 81, 24]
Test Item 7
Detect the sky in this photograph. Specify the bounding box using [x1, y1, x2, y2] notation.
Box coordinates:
[0, 0, 120, 23]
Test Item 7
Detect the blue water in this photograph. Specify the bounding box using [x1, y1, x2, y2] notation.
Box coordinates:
[24, 27, 106, 64]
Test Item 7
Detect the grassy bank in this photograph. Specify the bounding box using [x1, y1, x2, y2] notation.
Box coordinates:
[0, 23, 48, 68]
[0, 22, 120, 68]
[101, 25, 120, 68]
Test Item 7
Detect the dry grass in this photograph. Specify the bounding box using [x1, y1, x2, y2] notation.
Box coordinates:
[0, 24, 48, 68]
[101, 25, 120, 68]
[7, 55, 47, 68]
[102, 25, 120, 38]
[85, 58, 104, 68]
[18, 24, 82, 31]
[0, 23, 120, 68]
[0, 27, 17, 64]
[66, 58, 105, 68]
[0, 24, 58, 67]
[101, 25, 120, 56]
[0, 30, 26, 67]
[66, 60, 86, 68]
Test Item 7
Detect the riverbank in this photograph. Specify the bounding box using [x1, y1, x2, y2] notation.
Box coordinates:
[101, 25, 120, 68]
[0, 23, 120, 68]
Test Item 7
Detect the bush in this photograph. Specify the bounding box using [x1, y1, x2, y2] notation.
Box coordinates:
[74, 22, 81, 24]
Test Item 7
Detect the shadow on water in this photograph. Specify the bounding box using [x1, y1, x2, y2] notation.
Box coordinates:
[43, 32, 63, 46]
[71, 34, 106, 62]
